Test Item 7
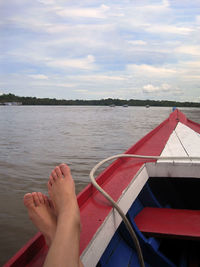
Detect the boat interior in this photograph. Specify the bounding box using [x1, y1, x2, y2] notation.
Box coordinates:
[96, 162, 200, 267]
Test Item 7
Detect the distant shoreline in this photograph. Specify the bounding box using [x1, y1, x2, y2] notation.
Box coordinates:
[0, 93, 200, 107]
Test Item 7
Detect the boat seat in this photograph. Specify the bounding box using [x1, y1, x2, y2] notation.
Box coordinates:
[135, 207, 200, 240]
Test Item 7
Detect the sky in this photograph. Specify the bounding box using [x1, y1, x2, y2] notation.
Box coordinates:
[0, 0, 200, 102]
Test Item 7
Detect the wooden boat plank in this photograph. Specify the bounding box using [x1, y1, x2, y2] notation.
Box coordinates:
[135, 207, 200, 240]
[147, 162, 200, 179]
[158, 129, 190, 164]
[175, 122, 200, 163]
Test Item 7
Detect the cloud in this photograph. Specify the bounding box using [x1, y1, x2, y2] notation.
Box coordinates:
[126, 64, 177, 77]
[29, 74, 48, 80]
[46, 55, 96, 70]
[56, 83, 77, 88]
[175, 45, 200, 56]
[143, 84, 160, 93]
[173, 60, 200, 80]
[73, 74, 125, 82]
[55, 4, 110, 19]
[196, 15, 200, 24]
[145, 25, 194, 35]
[75, 89, 89, 93]
[128, 40, 147, 46]
[38, 0, 56, 5]
[143, 83, 181, 94]
[1, 0, 200, 101]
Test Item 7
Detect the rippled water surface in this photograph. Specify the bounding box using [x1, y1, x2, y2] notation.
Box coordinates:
[0, 106, 199, 265]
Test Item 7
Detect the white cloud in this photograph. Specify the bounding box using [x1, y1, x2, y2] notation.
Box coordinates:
[143, 84, 160, 93]
[181, 61, 200, 68]
[195, 96, 200, 102]
[127, 64, 177, 76]
[38, 0, 56, 5]
[46, 55, 96, 70]
[196, 15, 200, 24]
[175, 45, 200, 56]
[146, 25, 194, 35]
[160, 83, 171, 91]
[130, 1, 170, 14]
[46, 24, 70, 34]
[56, 5, 110, 19]
[29, 74, 48, 80]
[174, 60, 200, 80]
[56, 83, 77, 88]
[185, 75, 200, 80]
[163, 0, 170, 8]
[128, 40, 147, 46]
[74, 74, 125, 82]
[143, 83, 181, 94]
[75, 89, 89, 93]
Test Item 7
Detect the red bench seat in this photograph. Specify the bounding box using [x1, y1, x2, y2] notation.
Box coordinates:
[135, 207, 200, 240]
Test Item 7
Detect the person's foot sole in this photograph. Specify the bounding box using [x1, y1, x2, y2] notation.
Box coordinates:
[24, 192, 57, 246]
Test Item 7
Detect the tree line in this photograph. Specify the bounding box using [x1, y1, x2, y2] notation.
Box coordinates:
[0, 93, 200, 107]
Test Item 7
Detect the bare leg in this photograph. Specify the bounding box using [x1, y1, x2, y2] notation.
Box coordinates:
[44, 164, 82, 267]
[23, 192, 56, 247]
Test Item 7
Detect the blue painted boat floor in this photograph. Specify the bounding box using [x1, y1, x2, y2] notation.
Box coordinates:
[97, 181, 200, 267]
[97, 230, 149, 267]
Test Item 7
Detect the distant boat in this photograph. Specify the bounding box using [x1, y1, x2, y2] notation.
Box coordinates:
[146, 105, 150, 108]
[3, 102, 22, 106]
[123, 104, 128, 107]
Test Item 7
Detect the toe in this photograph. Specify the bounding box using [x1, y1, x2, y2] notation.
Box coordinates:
[50, 176, 54, 185]
[23, 193, 35, 208]
[54, 166, 63, 179]
[51, 170, 57, 181]
[59, 163, 71, 178]
[32, 192, 40, 206]
[48, 199, 53, 209]
[45, 196, 54, 210]
[37, 192, 45, 204]
[44, 195, 50, 206]
[44, 195, 51, 208]
[47, 181, 52, 198]
[47, 180, 52, 189]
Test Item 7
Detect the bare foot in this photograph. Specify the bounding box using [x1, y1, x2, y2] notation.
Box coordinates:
[46, 164, 83, 267]
[23, 192, 57, 247]
[48, 164, 80, 224]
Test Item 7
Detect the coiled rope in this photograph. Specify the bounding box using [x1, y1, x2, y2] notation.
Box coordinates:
[90, 154, 200, 267]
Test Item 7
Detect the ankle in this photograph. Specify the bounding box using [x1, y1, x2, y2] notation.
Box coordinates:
[58, 210, 80, 228]
[44, 235, 52, 247]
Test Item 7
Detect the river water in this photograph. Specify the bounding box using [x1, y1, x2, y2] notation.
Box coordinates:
[0, 106, 199, 265]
